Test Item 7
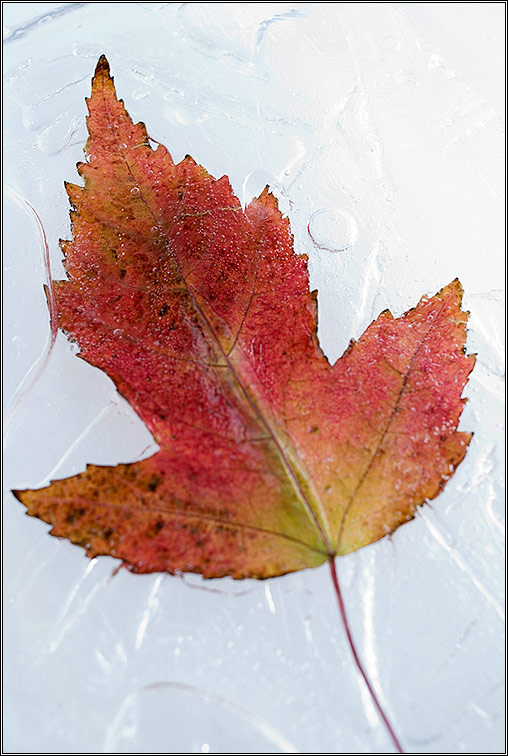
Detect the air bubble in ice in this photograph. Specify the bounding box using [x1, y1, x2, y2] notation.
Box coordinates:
[307, 208, 359, 253]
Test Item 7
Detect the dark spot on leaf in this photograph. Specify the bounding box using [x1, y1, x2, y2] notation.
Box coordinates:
[65, 507, 85, 524]
[147, 475, 162, 492]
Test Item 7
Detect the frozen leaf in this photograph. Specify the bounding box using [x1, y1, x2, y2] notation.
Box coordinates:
[14, 56, 475, 580]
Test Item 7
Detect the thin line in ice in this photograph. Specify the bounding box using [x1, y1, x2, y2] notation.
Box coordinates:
[104, 681, 299, 753]
[420, 511, 505, 622]
[4, 188, 58, 439]
[45, 559, 103, 657]
[134, 576, 163, 652]
[3, 3, 88, 43]
[39, 403, 114, 486]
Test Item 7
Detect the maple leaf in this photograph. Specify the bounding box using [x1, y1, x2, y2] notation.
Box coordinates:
[14, 56, 475, 582]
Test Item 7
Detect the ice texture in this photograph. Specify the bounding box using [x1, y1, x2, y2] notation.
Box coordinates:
[3, 3, 505, 753]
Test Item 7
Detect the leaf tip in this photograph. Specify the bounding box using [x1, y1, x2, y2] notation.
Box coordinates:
[441, 277, 464, 304]
[94, 54, 110, 77]
[258, 186, 280, 212]
[11, 489, 30, 509]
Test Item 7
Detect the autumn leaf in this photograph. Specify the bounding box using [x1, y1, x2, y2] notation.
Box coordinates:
[14, 55, 475, 582]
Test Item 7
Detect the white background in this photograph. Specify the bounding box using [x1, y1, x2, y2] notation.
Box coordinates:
[3, 3, 505, 753]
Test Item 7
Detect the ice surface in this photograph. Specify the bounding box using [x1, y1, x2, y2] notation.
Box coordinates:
[3, 2, 505, 753]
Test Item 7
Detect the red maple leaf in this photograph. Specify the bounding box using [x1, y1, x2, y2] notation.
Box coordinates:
[15, 54, 474, 579]
[14, 57, 475, 752]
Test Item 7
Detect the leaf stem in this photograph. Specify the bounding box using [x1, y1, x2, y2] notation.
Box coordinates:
[328, 557, 404, 753]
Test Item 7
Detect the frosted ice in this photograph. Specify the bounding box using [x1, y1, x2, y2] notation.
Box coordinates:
[3, 3, 505, 753]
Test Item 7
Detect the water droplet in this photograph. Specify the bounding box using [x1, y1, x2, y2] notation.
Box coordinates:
[130, 186, 140, 195]
[307, 208, 359, 253]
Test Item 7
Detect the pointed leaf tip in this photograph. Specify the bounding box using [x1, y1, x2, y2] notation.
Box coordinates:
[442, 277, 464, 299]
[257, 186, 279, 209]
[95, 55, 110, 75]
